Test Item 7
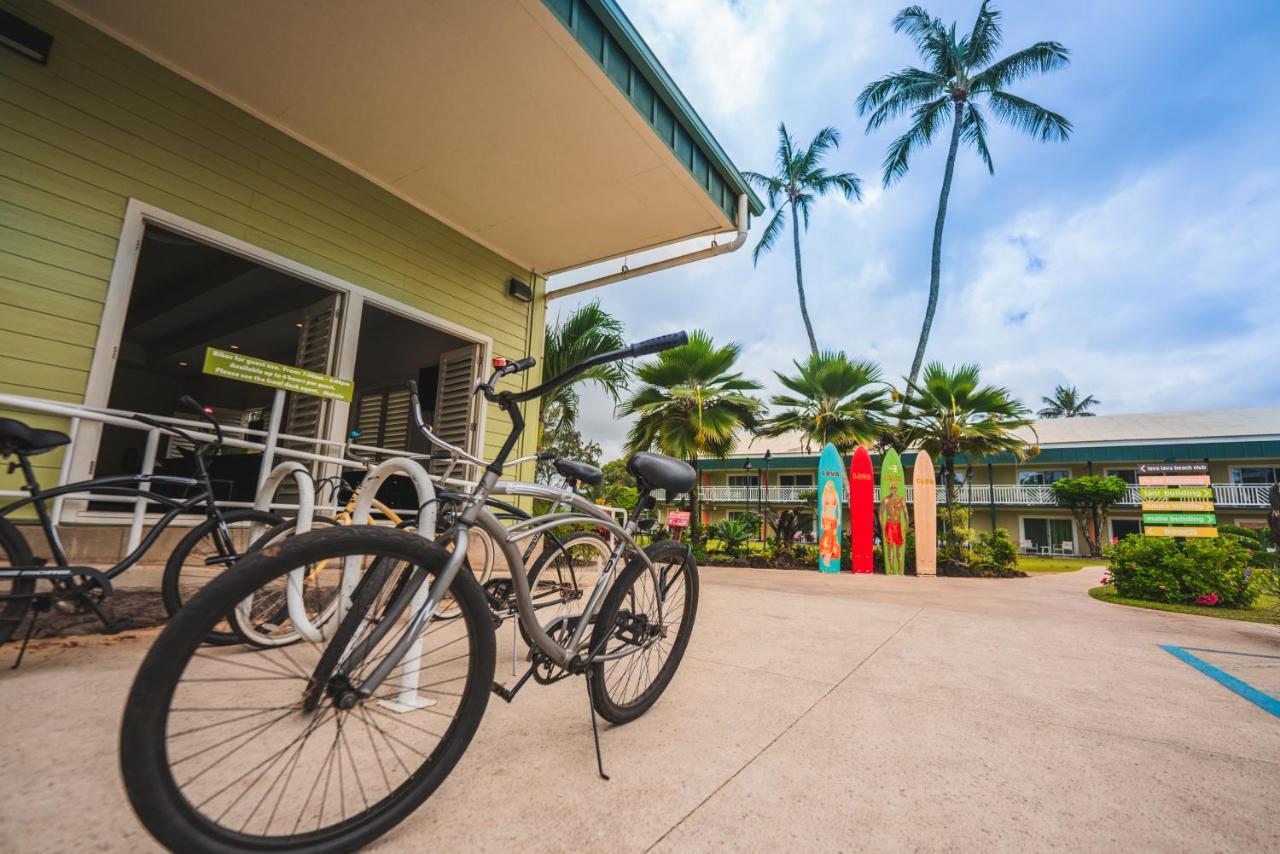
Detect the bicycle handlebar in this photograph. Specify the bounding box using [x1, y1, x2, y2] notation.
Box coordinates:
[499, 330, 687, 405]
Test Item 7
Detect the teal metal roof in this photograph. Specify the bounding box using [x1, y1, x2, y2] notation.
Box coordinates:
[542, 0, 765, 222]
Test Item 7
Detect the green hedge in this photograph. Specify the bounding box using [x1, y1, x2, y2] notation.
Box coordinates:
[1105, 534, 1260, 608]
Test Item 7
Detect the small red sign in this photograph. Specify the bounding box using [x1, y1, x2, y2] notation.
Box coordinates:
[666, 510, 691, 528]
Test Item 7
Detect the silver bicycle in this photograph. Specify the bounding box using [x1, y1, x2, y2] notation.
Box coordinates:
[118, 332, 699, 852]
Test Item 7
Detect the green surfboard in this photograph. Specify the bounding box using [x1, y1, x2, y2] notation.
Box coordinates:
[879, 448, 908, 575]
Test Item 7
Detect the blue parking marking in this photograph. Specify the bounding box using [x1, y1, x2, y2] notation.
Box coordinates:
[1160, 645, 1280, 719]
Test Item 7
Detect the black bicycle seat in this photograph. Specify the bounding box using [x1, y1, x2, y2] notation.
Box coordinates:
[555, 459, 603, 486]
[0, 418, 70, 457]
[627, 452, 695, 494]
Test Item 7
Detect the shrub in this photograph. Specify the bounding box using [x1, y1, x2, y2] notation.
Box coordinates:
[710, 516, 757, 558]
[972, 529, 1018, 576]
[1106, 534, 1259, 608]
[1217, 525, 1276, 568]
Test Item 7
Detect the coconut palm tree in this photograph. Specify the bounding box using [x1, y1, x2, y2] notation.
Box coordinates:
[621, 331, 763, 537]
[903, 361, 1034, 558]
[539, 300, 628, 440]
[758, 352, 893, 452]
[857, 2, 1071, 407]
[1037, 385, 1099, 418]
[743, 124, 862, 356]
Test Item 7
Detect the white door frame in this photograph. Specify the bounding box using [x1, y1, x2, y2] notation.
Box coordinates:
[69, 198, 493, 518]
[1017, 513, 1079, 554]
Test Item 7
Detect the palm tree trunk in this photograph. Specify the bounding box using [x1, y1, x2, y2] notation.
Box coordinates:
[688, 453, 701, 543]
[789, 200, 819, 356]
[901, 102, 965, 417]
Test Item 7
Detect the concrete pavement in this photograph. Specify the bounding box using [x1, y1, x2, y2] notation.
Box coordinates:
[1, 565, 1277, 852]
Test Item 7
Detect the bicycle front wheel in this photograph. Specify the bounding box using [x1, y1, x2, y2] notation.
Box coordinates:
[519, 530, 610, 648]
[588, 540, 699, 724]
[121, 525, 496, 852]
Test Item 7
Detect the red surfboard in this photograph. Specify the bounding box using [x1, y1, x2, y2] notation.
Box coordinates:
[849, 446, 875, 573]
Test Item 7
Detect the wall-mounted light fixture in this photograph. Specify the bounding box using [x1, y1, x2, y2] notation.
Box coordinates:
[507, 277, 534, 303]
[0, 10, 53, 65]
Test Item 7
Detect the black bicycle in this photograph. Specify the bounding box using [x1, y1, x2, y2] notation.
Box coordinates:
[0, 396, 281, 662]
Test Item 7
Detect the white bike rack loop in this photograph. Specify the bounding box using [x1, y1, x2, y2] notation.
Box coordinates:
[248, 462, 328, 641]
[344, 458, 440, 713]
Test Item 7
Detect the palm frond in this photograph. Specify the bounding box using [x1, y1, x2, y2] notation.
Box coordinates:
[751, 206, 787, 266]
[861, 72, 948, 132]
[987, 90, 1072, 142]
[963, 0, 1002, 67]
[742, 170, 784, 209]
[972, 41, 1070, 92]
[960, 102, 994, 174]
[882, 96, 950, 187]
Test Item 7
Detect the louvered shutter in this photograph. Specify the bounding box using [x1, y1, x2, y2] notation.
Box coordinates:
[431, 345, 479, 476]
[285, 294, 341, 445]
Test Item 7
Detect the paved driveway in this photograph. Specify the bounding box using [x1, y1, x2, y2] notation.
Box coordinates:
[2, 566, 1277, 852]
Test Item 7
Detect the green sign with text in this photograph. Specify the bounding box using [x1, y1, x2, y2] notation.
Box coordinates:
[202, 348, 353, 402]
[1142, 512, 1217, 526]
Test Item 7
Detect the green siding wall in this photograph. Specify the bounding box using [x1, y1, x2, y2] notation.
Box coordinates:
[0, 0, 547, 490]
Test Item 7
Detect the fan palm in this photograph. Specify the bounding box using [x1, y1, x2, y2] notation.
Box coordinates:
[857, 2, 1071, 410]
[903, 362, 1034, 557]
[621, 331, 763, 537]
[539, 300, 628, 440]
[743, 124, 862, 356]
[1037, 385, 1099, 418]
[759, 352, 892, 452]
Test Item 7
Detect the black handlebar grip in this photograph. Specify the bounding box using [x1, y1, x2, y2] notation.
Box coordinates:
[514, 356, 536, 372]
[178, 395, 203, 413]
[628, 331, 688, 358]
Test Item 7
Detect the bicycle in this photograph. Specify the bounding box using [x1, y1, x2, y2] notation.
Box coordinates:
[119, 332, 699, 851]
[0, 397, 281, 662]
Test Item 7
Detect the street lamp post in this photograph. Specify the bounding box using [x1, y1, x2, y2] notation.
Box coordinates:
[763, 449, 772, 543]
[743, 459, 756, 541]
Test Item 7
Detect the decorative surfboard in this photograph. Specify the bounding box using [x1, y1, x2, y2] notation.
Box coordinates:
[879, 448, 908, 575]
[912, 451, 937, 577]
[849, 446, 875, 573]
[816, 443, 845, 573]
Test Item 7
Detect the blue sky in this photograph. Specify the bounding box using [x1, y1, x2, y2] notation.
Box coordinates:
[549, 0, 1280, 458]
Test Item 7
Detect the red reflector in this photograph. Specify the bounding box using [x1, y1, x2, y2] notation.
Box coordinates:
[492, 357, 508, 368]
[203, 407, 214, 415]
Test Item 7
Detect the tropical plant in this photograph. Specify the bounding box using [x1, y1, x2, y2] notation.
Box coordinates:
[903, 361, 1034, 558]
[712, 515, 759, 558]
[621, 331, 763, 538]
[586, 458, 639, 512]
[758, 352, 893, 452]
[1038, 385, 1100, 418]
[743, 124, 862, 355]
[1106, 535, 1258, 608]
[857, 2, 1072, 407]
[539, 300, 628, 439]
[534, 423, 601, 484]
[1051, 475, 1127, 557]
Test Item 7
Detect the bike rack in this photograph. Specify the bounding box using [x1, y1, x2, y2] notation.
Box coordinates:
[343, 457, 441, 713]
[247, 462, 329, 641]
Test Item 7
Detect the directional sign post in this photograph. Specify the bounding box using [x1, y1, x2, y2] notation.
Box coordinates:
[1138, 462, 1216, 538]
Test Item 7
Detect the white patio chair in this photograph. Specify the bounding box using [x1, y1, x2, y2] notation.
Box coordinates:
[1058, 541, 1075, 556]
[1020, 539, 1035, 555]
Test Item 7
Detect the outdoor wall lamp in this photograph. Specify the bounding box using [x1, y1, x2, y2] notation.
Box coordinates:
[507, 278, 534, 303]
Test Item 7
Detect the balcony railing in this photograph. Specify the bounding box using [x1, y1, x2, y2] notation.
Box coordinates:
[699, 483, 1272, 508]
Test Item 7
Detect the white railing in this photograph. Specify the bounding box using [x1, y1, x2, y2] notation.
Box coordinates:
[700, 482, 1271, 508]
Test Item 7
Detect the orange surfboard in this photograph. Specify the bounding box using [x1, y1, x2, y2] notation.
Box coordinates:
[913, 451, 937, 576]
[849, 447, 874, 573]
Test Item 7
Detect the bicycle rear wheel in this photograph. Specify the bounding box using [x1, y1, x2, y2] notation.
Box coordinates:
[0, 518, 35, 646]
[588, 540, 698, 724]
[120, 525, 495, 852]
[520, 531, 610, 648]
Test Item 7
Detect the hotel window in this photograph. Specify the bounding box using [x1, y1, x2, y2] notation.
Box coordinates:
[1231, 467, 1279, 484]
[727, 474, 759, 488]
[1022, 518, 1074, 552]
[778, 473, 814, 487]
[1018, 470, 1070, 485]
[1105, 468, 1136, 484]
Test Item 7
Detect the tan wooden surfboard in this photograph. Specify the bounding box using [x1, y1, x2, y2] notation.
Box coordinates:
[913, 451, 937, 576]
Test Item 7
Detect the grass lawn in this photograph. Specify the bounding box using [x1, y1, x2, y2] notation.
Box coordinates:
[1019, 555, 1105, 573]
[1088, 585, 1280, 625]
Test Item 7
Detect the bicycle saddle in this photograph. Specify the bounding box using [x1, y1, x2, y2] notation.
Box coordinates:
[0, 418, 71, 457]
[627, 452, 695, 494]
[554, 458, 603, 486]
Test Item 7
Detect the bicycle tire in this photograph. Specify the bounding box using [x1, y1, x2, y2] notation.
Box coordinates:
[519, 530, 611, 649]
[0, 517, 35, 646]
[161, 508, 283, 645]
[120, 525, 496, 853]
[588, 540, 699, 724]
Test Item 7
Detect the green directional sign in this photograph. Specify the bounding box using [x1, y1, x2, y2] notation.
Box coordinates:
[202, 348, 353, 402]
[1142, 512, 1217, 526]
[1139, 487, 1212, 500]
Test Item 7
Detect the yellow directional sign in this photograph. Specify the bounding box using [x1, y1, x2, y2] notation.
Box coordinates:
[1146, 526, 1219, 539]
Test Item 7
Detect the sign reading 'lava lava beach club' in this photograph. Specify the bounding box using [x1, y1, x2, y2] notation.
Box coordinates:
[1138, 462, 1218, 538]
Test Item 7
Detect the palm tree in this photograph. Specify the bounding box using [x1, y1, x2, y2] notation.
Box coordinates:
[1037, 385, 1099, 418]
[539, 300, 628, 441]
[758, 352, 893, 452]
[903, 362, 1034, 558]
[621, 331, 763, 537]
[857, 2, 1071, 406]
[743, 124, 862, 356]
